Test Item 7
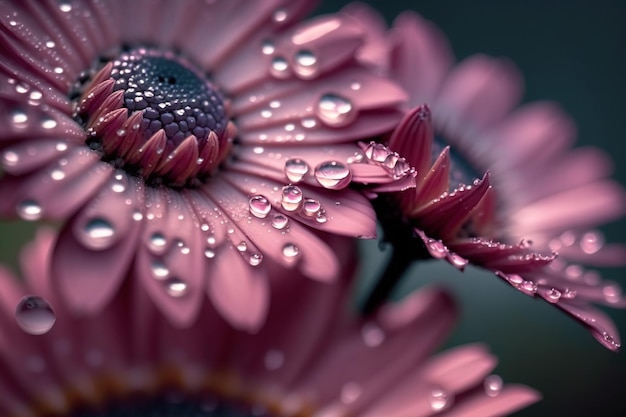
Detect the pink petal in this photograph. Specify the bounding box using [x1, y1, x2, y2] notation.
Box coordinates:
[444, 385, 541, 417]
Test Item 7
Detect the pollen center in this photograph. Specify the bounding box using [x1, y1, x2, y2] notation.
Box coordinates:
[73, 48, 235, 187]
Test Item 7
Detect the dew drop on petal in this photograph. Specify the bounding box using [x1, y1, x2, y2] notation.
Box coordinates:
[580, 230, 604, 254]
[149, 232, 167, 252]
[249, 252, 263, 266]
[281, 185, 303, 211]
[11, 109, 28, 126]
[264, 349, 284, 370]
[164, 277, 188, 297]
[546, 288, 562, 303]
[361, 322, 385, 347]
[58, 1, 72, 12]
[429, 385, 452, 412]
[282, 243, 300, 260]
[204, 248, 215, 259]
[484, 375, 503, 397]
[301, 117, 317, 129]
[2, 150, 19, 166]
[603, 283, 622, 304]
[293, 49, 318, 78]
[237, 241, 247, 252]
[271, 214, 289, 230]
[314, 161, 351, 189]
[151, 260, 169, 280]
[132, 210, 143, 221]
[302, 198, 322, 217]
[519, 280, 538, 295]
[316, 94, 355, 127]
[261, 40, 275, 55]
[41, 118, 57, 130]
[284, 158, 309, 183]
[50, 169, 65, 181]
[15, 296, 56, 335]
[80, 218, 116, 250]
[270, 56, 289, 78]
[273, 8, 288, 23]
[562, 288, 577, 299]
[341, 382, 361, 404]
[249, 195, 271, 219]
[17, 200, 43, 221]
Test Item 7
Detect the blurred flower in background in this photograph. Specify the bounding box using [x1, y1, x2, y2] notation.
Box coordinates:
[0, 0, 412, 330]
[0, 229, 538, 417]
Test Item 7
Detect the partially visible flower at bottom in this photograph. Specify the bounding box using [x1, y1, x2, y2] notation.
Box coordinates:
[0, 229, 538, 417]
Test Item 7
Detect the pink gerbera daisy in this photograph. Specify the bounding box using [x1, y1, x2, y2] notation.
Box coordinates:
[0, 0, 413, 330]
[0, 228, 538, 417]
[356, 9, 626, 350]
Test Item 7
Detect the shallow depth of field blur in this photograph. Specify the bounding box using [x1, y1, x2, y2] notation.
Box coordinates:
[0, 0, 624, 416]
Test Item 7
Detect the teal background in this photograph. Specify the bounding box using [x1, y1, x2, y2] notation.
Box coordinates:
[317, 0, 626, 416]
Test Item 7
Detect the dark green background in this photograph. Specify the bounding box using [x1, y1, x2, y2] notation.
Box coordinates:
[315, 0, 626, 416]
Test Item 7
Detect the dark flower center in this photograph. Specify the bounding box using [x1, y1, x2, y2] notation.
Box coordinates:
[109, 49, 227, 146]
[53, 393, 277, 417]
[433, 135, 481, 191]
[73, 48, 236, 188]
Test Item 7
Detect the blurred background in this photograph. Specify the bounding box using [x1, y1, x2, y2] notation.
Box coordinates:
[317, 0, 626, 416]
[0, 0, 623, 416]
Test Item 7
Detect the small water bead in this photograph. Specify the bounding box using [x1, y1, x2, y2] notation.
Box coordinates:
[484, 375, 503, 397]
[271, 213, 289, 230]
[17, 200, 43, 221]
[264, 349, 284, 370]
[149, 232, 167, 252]
[293, 50, 318, 78]
[2, 150, 19, 166]
[284, 158, 309, 182]
[603, 284, 622, 304]
[546, 288, 562, 303]
[282, 243, 300, 260]
[602, 332, 621, 350]
[314, 161, 351, 189]
[204, 248, 216, 259]
[273, 8, 288, 23]
[316, 94, 355, 127]
[50, 169, 65, 181]
[249, 195, 271, 219]
[301, 117, 317, 129]
[164, 277, 188, 297]
[270, 56, 290, 78]
[150, 259, 170, 279]
[58, 1, 72, 12]
[361, 322, 385, 347]
[79, 218, 116, 250]
[364, 141, 391, 162]
[11, 109, 28, 126]
[315, 211, 327, 224]
[429, 386, 452, 412]
[281, 185, 303, 211]
[15, 296, 56, 335]
[132, 210, 143, 221]
[236, 241, 247, 252]
[261, 40, 275, 55]
[580, 231, 604, 254]
[249, 252, 263, 266]
[41, 118, 57, 130]
[519, 280, 538, 295]
[302, 198, 322, 216]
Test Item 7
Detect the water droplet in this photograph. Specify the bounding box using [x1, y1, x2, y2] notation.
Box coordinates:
[519, 280, 537, 295]
[314, 161, 351, 189]
[301, 117, 317, 129]
[429, 386, 452, 412]
[270, 56, 289, 78]
[282, 243, 300, 260]
[562, 288, 577, 299]
[273, 8, 287, 23]
[249, 252, 263, 266]
[350, 81, 361, 90]
[17, 200, 43, 221]
[341, 382, 361, 404]
[249, 195, 271, 219]
[58, 1, 72, 12]
[261, 39, 275, 55]
[264, 349, 284, 370]
[78, 218, 116, 250]
[165, 278, 188, 297]
[12, 109, 28, 126]
[284, 158, 310, 183]
[302, 198, 321, 216]
[132, 210, 143, 221]
[50, 169, 65, 181]
[204, 248, 215, 259]
[546, 288, 562, 303]
[2, 150, 19, 166]
[15, 296, 55, 335]
[580, 231, 604, 254]
[41, 118, 57, 130]
[364, 142, 391, 162]
[484, 375, 503, 397]
[253, 146, 264, 154]
[151, 260, 169, 280]
[269, 100, 281, 109]
[603, 283, 622, 304]
[237, 241, 248, 252]
[316, 94, 355, 127]
[149, 232, 167, 252]
[293, 49, 318, 78]
[271, 214, 289, 230]
[425, 239, 447, 258]
[281, 185, 303, 211]
[361, 322, 385, 347]
[111, 182, 125, 193]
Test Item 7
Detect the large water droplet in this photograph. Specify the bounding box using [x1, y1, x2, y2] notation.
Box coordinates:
[361, 322, 385, 347]
[15, 296, 56, 335]
[302, 198, 322, 217]
[281, 185, 303, 211]
[17, 200, 43, 221]
[264, 349, 284, 370]
[293, 50, 318, 78]
[316, 94, 355, 127]
[249, 195, 271, 219]
[271, 214, 289, 230]
[284, 158, 309, 183]
[165, 277, 188, 297]
[80, 218, 116, 250]
[314, 161, 352, 189]
[282, 243, 300, 260]
[429, 386, 452, 412]
[484, 375, 503, 397]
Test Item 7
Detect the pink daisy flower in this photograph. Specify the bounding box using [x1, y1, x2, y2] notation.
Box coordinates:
[354, 8, 626, 350]
[0, 228, 538, 417]
[0, 0, 412, 330]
